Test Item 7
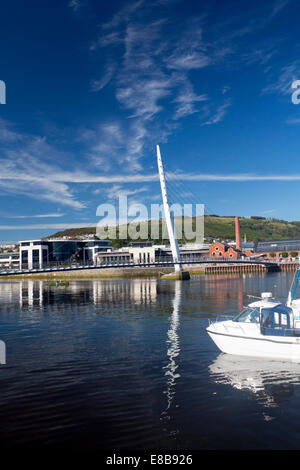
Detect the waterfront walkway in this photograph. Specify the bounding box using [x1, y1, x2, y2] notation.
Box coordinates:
[0, 258, 281, 277]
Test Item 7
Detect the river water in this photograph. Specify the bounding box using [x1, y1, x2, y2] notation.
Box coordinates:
[0, 272, 300, 450]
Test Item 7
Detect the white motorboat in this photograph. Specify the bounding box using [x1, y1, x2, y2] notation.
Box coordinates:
[207, 270, 300, 361]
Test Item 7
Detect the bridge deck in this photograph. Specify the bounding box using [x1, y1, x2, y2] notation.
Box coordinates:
[0, 259, 280, 276]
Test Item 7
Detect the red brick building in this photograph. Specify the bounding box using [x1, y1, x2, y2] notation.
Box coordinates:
[209, 241, 241, 259]
[209, 216, 243, 259]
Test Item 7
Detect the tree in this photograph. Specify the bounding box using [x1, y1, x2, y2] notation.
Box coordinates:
[269, 252, 276, 258]
[290, 251, 298, 258]
[281, 252, 288, 258]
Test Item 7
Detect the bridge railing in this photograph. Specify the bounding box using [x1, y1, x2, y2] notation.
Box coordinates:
[1, 256, 281, 274]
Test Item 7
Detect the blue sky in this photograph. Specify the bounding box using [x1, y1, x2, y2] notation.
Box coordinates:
[1, 0, 300, 241]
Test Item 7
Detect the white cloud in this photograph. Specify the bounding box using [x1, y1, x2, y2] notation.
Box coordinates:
[0, 123, 86, 209]
[167, 173, 300, 182]
[286, 118, 300, 124]
[88, 120, 145, 172]
[5, 213, 65, 219]
[2, 164, 300, 185]
[0, 222, 97, 230]
[201, 99, 232, 126]
[0, 119, 25, 143]
[101, 0, 146, 31]
[90, 64, 116, 92]
[89, 15, 218, 167]
[270, 0, 289, 17]
[262, 61, 300, 96]
[173, 84, 208, 119]
[104, 184, 148, 199]
[261, 209, 276, 215]
[2, 1, 294, 217]
[68, 0, 84, 13]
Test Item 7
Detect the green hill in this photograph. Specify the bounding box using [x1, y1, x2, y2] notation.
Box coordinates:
[49, 216, 300, 246]
[204, 216, 300, 242]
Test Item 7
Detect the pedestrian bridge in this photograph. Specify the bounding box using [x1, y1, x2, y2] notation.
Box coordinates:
[0, 258, 279, 276]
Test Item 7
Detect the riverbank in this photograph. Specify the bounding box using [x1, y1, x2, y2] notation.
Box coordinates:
[0, 261, 283, 280]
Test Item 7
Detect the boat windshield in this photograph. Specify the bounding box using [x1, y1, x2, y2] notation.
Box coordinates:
[233, 307, 260, 323]
[261, 305, 292, 329]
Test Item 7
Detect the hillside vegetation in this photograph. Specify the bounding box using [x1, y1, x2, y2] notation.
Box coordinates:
[49, 216, 300, 246]
[204, 216, 300, 242]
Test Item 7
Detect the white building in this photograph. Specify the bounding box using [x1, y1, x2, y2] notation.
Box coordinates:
[0, 252, 20, 268]
[19, 239, 111, 269]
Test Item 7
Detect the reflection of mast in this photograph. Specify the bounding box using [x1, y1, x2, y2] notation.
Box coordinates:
[163, 282, 182, 413]
[238, 276, 244, 312]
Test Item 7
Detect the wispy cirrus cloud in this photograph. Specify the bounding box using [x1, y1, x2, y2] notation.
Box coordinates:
[90, 63, 116, 92]
[0, 120, 86, 209]
[2, 112, 300, 218]
[5, 213, 65, 219]
[286, 118, 300, 125]
[1, 0, 294, 219]
[3, 157, 300, 185]
[270, 0, 290, 17]
[201, 98, 232, 126]
[172, 82, 208, 119]
[90, 0, 292, 172]
[93, 183, 148, 198]
[89, 7, 235, 170]
[68, 0, 85, 13]
[262, 61, 300, 96]
[0, 222, 97, 231]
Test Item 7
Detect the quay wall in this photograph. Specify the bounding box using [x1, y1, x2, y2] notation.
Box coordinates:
[0, 262, 284, 279]
[278, 263, 300, 272]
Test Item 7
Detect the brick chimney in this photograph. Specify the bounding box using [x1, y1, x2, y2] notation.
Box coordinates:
[235, 216, 242, 251]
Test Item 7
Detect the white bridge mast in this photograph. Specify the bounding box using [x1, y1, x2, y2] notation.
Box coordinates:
[156, 144, 181, 272]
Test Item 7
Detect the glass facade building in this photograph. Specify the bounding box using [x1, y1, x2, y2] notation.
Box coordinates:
[19, 239, 111, 269]
[255, 240, 300, 253]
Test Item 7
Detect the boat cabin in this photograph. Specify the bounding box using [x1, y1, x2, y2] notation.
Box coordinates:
[233, 294, 298, 337]
[260, 305, 293, 336]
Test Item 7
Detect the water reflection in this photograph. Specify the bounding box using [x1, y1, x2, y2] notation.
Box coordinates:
[160, 282, 182, 443]
[209, 353, 300, 409]
[2, 271, 293, 317]
[202, 272, 296, 316]
[163, 281, 182, 412]
[0, 279, 159, 312]
[1, 273, 300, 448]
[201, 274, 245, 315]
[19, 281, 43, 308]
